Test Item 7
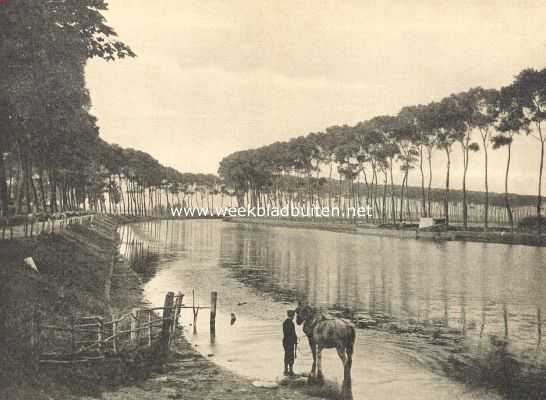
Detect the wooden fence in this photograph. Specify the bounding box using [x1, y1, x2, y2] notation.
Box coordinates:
[32, 291, 217, 364]
[1, 213, 96, 241]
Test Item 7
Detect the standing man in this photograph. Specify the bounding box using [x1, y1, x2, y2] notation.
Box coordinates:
[282, 309, 297, 376]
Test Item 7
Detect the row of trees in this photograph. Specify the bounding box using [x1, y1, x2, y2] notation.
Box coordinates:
[219, 68, 546, 232]
[0, 1, 221, 218]
[98, 141, 225, 216]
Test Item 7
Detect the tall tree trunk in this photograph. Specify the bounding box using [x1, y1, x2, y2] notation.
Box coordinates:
[405, 171, 411, 220]
[382, 171, 388, 223]
[537, 123, 545, 237]
[462, 143, 469, 229]
[338, 173, 342, 210]
[362, 168, 370, 222]
[15, 144, 24, 214]
[504, 141, 514, 232]
[399, 172, 407, 222]
[49, 170, 58, 212]
[419, 144, 426, 217]
[27, 162, 39, 212]
[118, 175, 126, 215]
[37, 169, 48, 212]
[108, 177, 113, 214]
[0, 152, 9, 217]
[127, 180, 132, 215]
[444, 148, 451, 225]
[427, 146, 433, 217]
[19, 154, 31, 214]
[389, 159, 396, 223]
[328, 161, 333, 210]
[372, 166, 380, 217]
[481, 131, 490, 232]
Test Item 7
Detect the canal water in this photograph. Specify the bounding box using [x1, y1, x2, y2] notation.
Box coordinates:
[119, 219, 546, 399]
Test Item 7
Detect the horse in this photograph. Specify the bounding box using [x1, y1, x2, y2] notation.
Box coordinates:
[295, 303, 355, 399]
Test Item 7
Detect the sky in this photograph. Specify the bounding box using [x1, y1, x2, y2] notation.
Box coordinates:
[86, 0, 546, 196]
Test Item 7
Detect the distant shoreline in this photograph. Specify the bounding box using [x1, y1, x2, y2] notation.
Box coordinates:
[224, 217, 546, 247]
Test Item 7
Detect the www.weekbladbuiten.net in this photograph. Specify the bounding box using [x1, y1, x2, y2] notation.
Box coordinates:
[170, 205, 373, 218]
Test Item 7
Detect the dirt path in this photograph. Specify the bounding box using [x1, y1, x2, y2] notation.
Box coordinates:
[90, 338, 324, 400]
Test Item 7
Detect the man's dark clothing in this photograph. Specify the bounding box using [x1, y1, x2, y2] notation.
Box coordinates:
[283, 318, 297, 369]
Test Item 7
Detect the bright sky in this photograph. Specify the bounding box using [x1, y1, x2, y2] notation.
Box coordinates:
[86, 0, 546, 196]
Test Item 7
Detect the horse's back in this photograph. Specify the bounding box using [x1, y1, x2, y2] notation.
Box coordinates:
[314, 316, 356, 349]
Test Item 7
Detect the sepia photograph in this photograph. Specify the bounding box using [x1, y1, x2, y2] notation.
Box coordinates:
[3, 1, 546, 399]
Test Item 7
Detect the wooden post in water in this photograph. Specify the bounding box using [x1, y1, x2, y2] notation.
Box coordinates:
[210, 291, 217, 340]
[192, 289, 200, 335]
[160, 292, 175, 356]
[170, 293, 183, 346]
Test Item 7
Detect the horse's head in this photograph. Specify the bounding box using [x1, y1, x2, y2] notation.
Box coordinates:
[295, 302, 312, 325]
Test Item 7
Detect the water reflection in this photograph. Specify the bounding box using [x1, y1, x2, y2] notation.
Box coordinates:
[120, 219, 546, 398]
[121, 219, 546, 354]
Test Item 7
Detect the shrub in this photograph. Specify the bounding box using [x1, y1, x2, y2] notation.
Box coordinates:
[518, 215, 546, 232]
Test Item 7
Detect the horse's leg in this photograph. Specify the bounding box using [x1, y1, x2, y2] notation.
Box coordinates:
[308, 337, 317, 380]
[316, 344, 324, 383]
[336, 346, 348, 393]
[343, 343, 354, 400]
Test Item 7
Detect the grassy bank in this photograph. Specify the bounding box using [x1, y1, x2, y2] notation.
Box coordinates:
[0, 215, 153, 399]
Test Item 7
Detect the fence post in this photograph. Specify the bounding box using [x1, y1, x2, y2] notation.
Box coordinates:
[112, 315, 118, 354]
[148, 311, 152, 348]
[160, 292, 175, 356]
[210, 291, 217, 340]
[170, 293, 183, 345]
[174, 293, 184, 328]
[97, 317, 104, 355]
[192, 289, 198, 327]
[130, 308, 140, 346]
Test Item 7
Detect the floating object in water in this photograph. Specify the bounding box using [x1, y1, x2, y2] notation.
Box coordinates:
[24, 257, 39, 272]
[237, 302, 247, 306]
[230, 312, 237, 325]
